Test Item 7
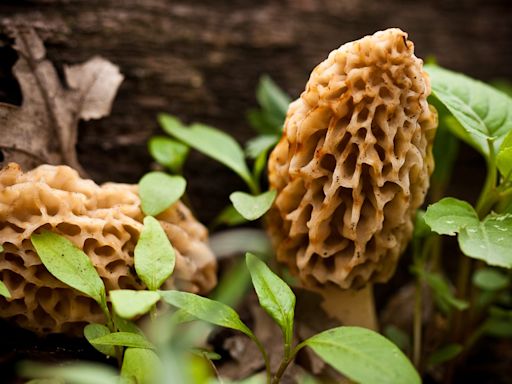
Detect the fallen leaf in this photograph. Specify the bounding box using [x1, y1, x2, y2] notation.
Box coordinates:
[0, 24, 123, 173]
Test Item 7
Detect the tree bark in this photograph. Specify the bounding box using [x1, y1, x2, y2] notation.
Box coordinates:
[1, 0, 511, 222]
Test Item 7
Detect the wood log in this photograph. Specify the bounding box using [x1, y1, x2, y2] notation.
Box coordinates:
[0, 0, 511, 223]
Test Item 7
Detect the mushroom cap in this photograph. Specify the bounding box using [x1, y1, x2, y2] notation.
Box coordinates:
[267, 28, 437, 290]
[0, 163, 217, 335]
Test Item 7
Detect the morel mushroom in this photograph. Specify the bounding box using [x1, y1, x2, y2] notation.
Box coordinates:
[267, 29, 437, 327]
[0, 163, 217, 335]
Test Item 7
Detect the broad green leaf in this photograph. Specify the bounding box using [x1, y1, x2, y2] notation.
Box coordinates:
[427, 343, 463, 366]
[424, 198, 478, 235]
[121, 348, 161, 384]
[110, 290, 161, 319]
[245, 135, 278, 159]
[458, 213, 512, 268]
[425, 65, 512, 156]
[159, 290, 254, 337]
[138, 172, 186, 216]
[0, 280, 10, 299]
[90, 332, 154, 349]
[31, 231, 107, 310]
[134, 216, 175, 290]
[230, 190, 276, 221]
[148, 136, 189, 173]
[26, 379, 65, 384]
[159, 114, 254, 190]
[84, 324, 116, 357]
[246, 253, 295, 350]
[422, 271, 469, 313]
[472, 268, 509, 291]
[18, 361, 118, 384]
[211, 204, 247, 228]
[497, 130, 512, 178]
[257, 75, 290, 123]
[302, 326, 420, 384]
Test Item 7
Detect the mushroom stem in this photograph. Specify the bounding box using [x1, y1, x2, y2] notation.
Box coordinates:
[316, 284, 378, 330]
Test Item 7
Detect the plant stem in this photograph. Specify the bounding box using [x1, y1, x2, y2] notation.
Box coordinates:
[271, 356, 293, 384]
[251, 335, 272, 384]
[413, 277, 422, 369]
[475, 139, 497, 218]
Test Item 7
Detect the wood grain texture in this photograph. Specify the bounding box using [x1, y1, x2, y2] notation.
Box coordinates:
[0, 0, 511, 222]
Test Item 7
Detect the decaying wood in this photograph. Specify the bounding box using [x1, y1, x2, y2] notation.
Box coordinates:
[1, 0, 510, 222]
[0, 24, 123, 174]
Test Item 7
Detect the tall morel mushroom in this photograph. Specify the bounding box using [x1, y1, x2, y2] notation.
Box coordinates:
[0, 163, 217, 335]
[267, 29, 437, 326]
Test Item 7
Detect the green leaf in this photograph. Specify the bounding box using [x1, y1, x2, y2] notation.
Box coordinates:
[211, 204, 248, 228]
[90, 332, 154, 349]
[0, 280, 11, 299]
[247, 109, 282, 135]
[31, 231, 107, 311]
[26, 379, 65, 384]
[159, 290, 254, 338]
[159, 114, 255, 190]
[302, 326, 420, 384]
[413, 210, 431, 239]
[110, 290, 161, 319]
[425, 64, 512, 156]
[483, 308, 512, 338]
[84, 324, 116, 357]
[257, 75, 290, 123]
[246, 253, 295, 350]
[148, 136, 189, 174]
[472, 268, 510, 291]
[491, 80, 512, 97]
[383, 325, 410, 353]
[113, 313, 143, 335]
[427, 343, 463, 366]
[138, 172, 186, 216]
[121, 348, 161, 384]
[496, 130, 512, 178]
[18, 362, 118, 384]
[245, 135, 278, 159]
[424, 198, 478, 235]
[191, 348, 222, 361]
[0, 245, 3, 252]
[134, 216, 175, 290]
[230, 190, 276, 221]
[458, 213, 512, 268]
[422, 271, 469, 313]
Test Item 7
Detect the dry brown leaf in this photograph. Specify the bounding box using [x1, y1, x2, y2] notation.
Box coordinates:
[0, 25, 123, 173]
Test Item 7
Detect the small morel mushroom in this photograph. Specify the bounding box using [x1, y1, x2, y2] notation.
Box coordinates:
[267, 29, 437, 327]
[0, 163, 217, 335]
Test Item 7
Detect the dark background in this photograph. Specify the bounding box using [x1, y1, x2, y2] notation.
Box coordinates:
[0, 0, 511, 223]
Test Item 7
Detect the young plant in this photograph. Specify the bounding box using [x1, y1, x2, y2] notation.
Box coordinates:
[408, 64, 512, 373]
[154, 75, 288, 227]
[161, 253, 421, 384]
